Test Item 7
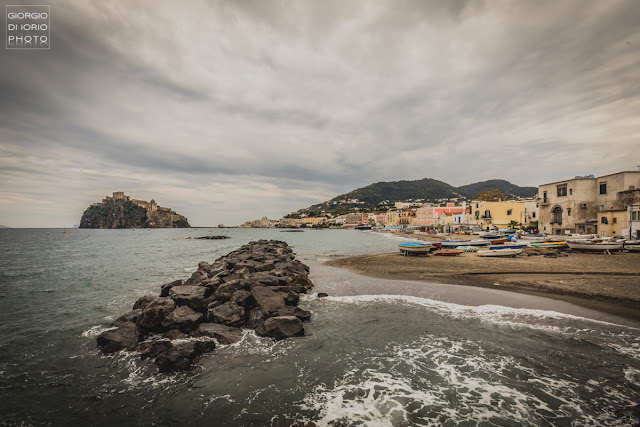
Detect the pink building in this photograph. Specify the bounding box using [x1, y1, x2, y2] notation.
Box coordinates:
[414, 203, 468, 226]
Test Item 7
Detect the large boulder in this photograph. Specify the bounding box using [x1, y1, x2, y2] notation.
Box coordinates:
[160, 279, 183, 297]
[97, 322, 140, 353]
[190, 323, 244, 344]
[133, 295, 156, 311]
[246, 307, 268, 329]
[251, 286, 286, 314]
[168, 285, 209, 311]
[154, 340, 216, 373]
[230, 290, 252, 307]
[276, 306, 312, 322]
[255, 316, 304, 340]
[136, 297, 176, 330]
[185, 269, 209, 285]
[111, 309, 142, 327]
[161, 305, 203, 332]
[211, 281, 244, 303]
[207, 302, 245, 327]
[137, 339, 173, 359]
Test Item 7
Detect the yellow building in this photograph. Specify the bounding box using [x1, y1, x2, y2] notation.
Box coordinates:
[471, 200, 528, 231]
[598, 209, 627, 237]
[385, 210, 400, 227]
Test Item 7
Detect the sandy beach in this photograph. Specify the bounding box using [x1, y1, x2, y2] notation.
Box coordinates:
[327, 238, 640, 318]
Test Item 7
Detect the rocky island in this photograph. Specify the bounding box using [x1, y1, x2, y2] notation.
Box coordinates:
[80, 192, 190, 228]
[97, 240, 314, 372]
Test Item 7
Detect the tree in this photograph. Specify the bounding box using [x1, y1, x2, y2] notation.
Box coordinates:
[478, 189, 506, 201]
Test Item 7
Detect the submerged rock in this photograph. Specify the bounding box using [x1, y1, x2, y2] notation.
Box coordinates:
[97, 322, 140, 353]
[154, 340, 216, 373]
[255, 316, 304, 340]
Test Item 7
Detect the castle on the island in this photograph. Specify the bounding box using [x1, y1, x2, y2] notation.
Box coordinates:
[100, 192, 189, 228]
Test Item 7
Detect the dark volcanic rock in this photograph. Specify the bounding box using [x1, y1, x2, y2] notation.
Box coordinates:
[169, 285, 209, 311]
[154, 340, 216, 373]
[194, 235, 230, 240]
[230, 290, 252, 307]
[255, 316, 304, 340]
[276, 306, 312, 322]
[160, 279, 183, 297]
[161, 305, 203, 332]
[191, 323, 244, 344]
[133, 295, 156, 311]
[97, 322, 140, 353]
[99, 239, 313, 372]
[111, 309, 143, 327]
[251, 286, 286, 314]
[317, 293, 328, 298]
[207, 302, 245, 327]
[137, 339, 173, 359]
[136, 297, 176, 330]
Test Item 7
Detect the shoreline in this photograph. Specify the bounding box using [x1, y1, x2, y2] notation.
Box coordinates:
[326, 251, 640, 321]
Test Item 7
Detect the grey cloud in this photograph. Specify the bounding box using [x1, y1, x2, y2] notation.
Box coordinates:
[0, 0, 638, 226]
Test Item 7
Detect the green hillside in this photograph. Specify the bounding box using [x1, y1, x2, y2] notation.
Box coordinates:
[298, 178, 536, 215]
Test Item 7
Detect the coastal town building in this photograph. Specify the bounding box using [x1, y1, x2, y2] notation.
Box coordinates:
[537, 171, 640, 236]
[385, 210, 400, 227]
[471, 200, 528, 231]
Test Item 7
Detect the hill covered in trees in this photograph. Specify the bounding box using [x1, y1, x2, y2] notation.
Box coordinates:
[297, 178, 537, 215]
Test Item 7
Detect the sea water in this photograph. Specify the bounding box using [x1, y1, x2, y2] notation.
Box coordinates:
[0, 228, 638, 425]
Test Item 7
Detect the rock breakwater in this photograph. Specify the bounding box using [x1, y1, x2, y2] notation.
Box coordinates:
[97, 240, 313, 372]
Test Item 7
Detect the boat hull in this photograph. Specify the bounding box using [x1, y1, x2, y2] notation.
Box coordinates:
[434, 249, 463, 256]
[398, 243, 432, 254]
[478, 249, 522, 257]
[566, 241, 624, 252]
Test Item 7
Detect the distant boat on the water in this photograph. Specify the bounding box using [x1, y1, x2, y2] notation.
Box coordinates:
[354, 224, 372, 230]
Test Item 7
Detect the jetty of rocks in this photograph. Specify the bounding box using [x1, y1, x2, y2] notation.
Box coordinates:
[97, 240, 313, 372]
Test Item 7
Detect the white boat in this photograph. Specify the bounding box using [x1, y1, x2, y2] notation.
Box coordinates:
[625, 244, 640, 253]
[566, 240, 624, 252]
[478, 248, 522, 257]
[520, 235, 553, 243]
[398, 242, 432, 255]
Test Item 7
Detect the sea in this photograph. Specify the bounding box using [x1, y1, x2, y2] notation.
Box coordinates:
[0, 228, 639, 426]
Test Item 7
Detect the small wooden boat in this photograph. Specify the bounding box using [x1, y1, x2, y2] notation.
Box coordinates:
[490, 238, 508, 244]
[489, 243, 529, 250]
[566, 240, 623, 252]
[457, 246, 479, 252]
[434, 249, 463, 256]
[467, 240, 491, 247]
[478, 248, 522, 257]
[398, 242, 432, 255]
[440, 240, 471, 248]
[625, 244, 640, 253]
[530, 241, 569, 248]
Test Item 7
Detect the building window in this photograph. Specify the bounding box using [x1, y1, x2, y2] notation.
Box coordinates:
[599, 182, 607, 194]
[557, 184, 567, 197]
[533, 212, 536, 218]
[507, 209, 512, 215]
[552, 206, 562, 224]
[601, 217, 606, 224]
[600, 205, 604, 211]
[543, 191, 548, 203]
[567, 208, 572, 216]
[612, 217, 617, 224]
[569, 189, 572, 195]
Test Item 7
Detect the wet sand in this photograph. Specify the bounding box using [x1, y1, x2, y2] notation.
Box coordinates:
[327, 250, 640, 319]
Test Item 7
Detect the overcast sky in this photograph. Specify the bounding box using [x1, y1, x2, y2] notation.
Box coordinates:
[0, 0, 638, 227]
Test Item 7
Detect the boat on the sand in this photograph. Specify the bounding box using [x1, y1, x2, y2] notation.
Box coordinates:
[398, 242, 432, 255]
[566, 240, 623, 252]
[478, 248, 522, 257]
[530, 241, 569, 248]
[489, 243, 529, 250]
[434, 249, 463, 256]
